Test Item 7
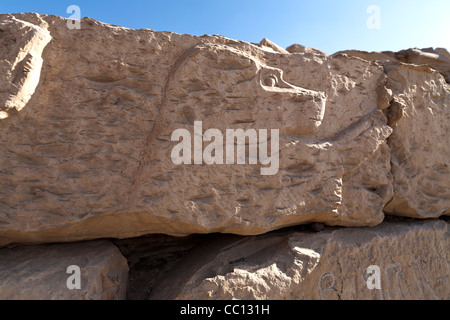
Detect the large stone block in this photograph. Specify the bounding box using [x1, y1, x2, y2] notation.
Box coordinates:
[0, 14, 395, 245]
[0, 240, 129, 300]
[0, 13, 448, 246]
[339, 49, 450, 218]
[135, 220, 449, 300]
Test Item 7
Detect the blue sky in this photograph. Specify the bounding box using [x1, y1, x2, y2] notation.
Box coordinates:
[1, 0, 449, 54]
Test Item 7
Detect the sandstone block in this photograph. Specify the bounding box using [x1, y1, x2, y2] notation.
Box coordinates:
[0, 240, 129, 300]
[141, 220, 449, 300]
[339, 48, 450, 218]
[0, 13, 448, 247]
[0, 13, 395, 245]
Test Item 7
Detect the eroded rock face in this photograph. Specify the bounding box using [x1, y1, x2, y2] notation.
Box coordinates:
[135, 220, 449, 300]
[384, 64, 450, 218]
[0, 240, 129, 300]
[0, 16, 51, 119]
[0, 13, 448, 247]
[339, 49, 450, 219]
[0, 13, 396, 246]
[340, 47, 450, 83]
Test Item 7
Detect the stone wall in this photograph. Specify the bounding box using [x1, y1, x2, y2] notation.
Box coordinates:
[0, 13, 448, 300]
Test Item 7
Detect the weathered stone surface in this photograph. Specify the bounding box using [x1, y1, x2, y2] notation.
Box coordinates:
[286, 43, 327, 56]
[339, 49, 450, 218]
[135, 220, 449, 300]
[0, 10, 447, 303]
[0, 13, 396, 246]
[384, 64, 450, 218]
[0, 15, 51, 119]
[0, 13, 448, 247]
[258, 38, 289, 54]
[340, 47, 450, 83]
[0, 240, 129, 300]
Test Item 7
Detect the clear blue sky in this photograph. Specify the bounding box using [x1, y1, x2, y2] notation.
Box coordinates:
[1, 0, 449, 54]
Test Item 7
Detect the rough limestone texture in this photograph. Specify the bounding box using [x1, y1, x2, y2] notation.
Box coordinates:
[0, 15, 51, 119]
[0, 13, 448, 247]
[137, 220, 449, 300]
[0, 240, 129, 300]
[340, 47, 450, 83]
[339, 49, 450, 218]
